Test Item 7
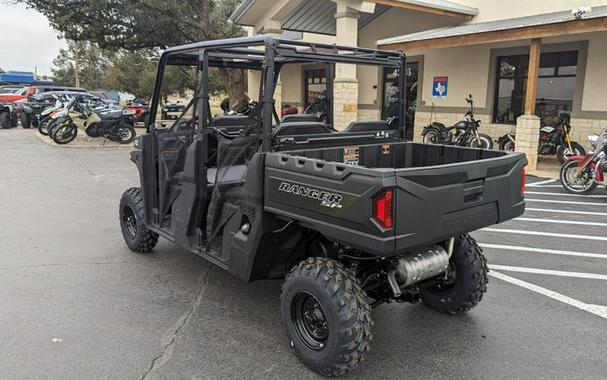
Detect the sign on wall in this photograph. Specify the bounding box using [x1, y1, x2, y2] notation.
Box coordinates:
[432, 76, 448, 99]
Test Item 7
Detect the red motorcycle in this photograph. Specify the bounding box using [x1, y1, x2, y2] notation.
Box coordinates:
[560, 130, 607, 194]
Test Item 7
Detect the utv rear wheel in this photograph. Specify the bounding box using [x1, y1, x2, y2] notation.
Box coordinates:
[280, 257, 372, 377]
[420, 234, 488, 315]
[119, 188, 158, 253]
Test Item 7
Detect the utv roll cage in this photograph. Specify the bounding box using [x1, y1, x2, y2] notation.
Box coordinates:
[147, 35, 407, 152]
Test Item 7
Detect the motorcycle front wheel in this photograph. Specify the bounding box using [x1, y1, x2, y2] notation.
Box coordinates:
[108, 123, 136, 144]
[556, 142, 585, 164]
[560, 160, 597, 194]
[38, 116, 51, 135]
[468, 133, 493, 149]
[422, 130, 441, 144]
[52, 124, 78, 145]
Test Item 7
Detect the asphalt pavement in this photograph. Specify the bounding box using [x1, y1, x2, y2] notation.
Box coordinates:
[1, 129, 606, 379]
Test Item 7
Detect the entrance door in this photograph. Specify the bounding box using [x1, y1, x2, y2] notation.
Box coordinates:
[304, 68, 327, 109]
[382, 62, 418, 140]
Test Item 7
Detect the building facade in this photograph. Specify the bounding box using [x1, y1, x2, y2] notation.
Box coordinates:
[231, 0, 607, 168]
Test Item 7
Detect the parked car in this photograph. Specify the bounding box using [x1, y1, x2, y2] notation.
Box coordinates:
[118, 37, 527, 377]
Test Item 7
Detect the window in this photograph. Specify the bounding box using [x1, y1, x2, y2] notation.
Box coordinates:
[304, 68, 327, 108]
[493, 51, 578, 124]
[382, 62, 418, 140]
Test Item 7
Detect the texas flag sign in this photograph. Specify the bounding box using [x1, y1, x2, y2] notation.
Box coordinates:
[432, 76, 448, 99]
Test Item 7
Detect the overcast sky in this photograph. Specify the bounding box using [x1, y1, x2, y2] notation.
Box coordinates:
[0, 2, 66, 76]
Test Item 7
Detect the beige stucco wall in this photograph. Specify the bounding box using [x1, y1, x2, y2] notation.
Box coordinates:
[456, 0, 607, 22]
[581, 32, 607, 112]
[357, 7, 458, 112]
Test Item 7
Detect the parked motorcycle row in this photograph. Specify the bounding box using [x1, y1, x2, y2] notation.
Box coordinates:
[38, 94, 137, 145]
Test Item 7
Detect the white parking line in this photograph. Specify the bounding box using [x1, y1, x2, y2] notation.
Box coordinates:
[515, 217, 607, 227]
[526, 179, 557, 187]
[526, 191, 607, 199]
[489, 264, 607, 281]
[480, 243, 607, 259]
[490, 271, 607, 320]
[525, 198, 607, 206]
[525, 208, 607, 217]
[536, 184, 605, 188]
[481, 228, 607, 241]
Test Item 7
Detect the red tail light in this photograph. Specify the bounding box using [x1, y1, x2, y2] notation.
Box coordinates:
[374, 190, 393, 229]
[521, 167, 526, 195]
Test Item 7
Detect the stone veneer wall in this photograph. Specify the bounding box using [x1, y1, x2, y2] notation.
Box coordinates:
[333, 81, 358, 130]
[357, 108, 381, 121]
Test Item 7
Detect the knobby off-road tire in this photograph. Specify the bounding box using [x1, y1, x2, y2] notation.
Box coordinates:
[0, 112, 10, 129]
[420, 234, 488, 315]
[119, 188, 158, 253]
[280, 257, 373, 377]
[20, 112, 31, 128]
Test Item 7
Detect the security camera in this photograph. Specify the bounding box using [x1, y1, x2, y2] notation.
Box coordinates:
[571, 6, 592, 19]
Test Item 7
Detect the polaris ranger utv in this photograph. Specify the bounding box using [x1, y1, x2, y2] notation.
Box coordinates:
[119, 36, 526, 376]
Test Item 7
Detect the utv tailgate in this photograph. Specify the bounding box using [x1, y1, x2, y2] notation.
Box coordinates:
[392, 152, 525, 252]
[264, 142, 526, 256]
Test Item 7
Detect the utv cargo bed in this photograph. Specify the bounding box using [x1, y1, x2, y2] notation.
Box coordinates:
[264, 141, 526, 256]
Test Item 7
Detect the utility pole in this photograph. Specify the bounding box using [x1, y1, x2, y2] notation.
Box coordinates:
[74, 42, 81, 88]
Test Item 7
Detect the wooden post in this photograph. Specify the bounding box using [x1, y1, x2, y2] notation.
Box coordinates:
[74, 42, 81, 88]
[524, 38, 541, 115]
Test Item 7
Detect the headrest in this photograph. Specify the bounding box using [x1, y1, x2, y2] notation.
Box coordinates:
[212, 115, 249, 127]
[280, 114, 320, 123]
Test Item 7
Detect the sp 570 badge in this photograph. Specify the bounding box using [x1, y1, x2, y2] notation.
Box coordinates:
[278, 182, 343, 208]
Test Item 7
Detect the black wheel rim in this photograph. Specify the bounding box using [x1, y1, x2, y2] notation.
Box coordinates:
[122, 205, 137, 239]
[291, 292, 329, 351]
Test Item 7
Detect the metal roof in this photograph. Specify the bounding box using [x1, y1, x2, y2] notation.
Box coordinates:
[230, 0, 478, 28]
[378, 5, 607, 46]
[281, 0, 389, 35]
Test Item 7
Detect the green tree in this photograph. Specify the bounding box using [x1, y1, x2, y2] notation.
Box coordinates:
[51, 40, 113, 89]
[20, 0, 246, 99]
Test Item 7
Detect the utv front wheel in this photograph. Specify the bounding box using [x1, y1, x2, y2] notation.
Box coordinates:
[420, 234, 488, 315]
[280, 258, 372, 377]
[119, 188, 158, 253]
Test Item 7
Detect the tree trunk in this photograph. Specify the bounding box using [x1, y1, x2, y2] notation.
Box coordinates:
[219, 68, 248, 108]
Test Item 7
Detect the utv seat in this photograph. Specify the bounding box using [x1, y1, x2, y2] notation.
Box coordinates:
[280, 114, 321, 123]
[273, 122, 332, 137]
[343, 120, 393, 133]
[206, 165, 248, 189]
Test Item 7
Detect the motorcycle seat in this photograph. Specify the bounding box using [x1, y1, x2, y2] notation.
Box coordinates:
[97, 110, 124, 120]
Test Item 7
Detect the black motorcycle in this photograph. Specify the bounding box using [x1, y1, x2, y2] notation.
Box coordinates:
[497, 113, 585, 163]
[421, 95, 493, 149]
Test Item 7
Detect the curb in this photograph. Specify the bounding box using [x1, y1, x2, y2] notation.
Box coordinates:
[29, 129, 134, 149]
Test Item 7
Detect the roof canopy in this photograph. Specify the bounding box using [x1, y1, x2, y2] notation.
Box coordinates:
[230, 0, 478, 34]
[378, 5, 607, 50]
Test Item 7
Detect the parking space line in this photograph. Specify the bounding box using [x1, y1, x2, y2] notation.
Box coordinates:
[526, 191, 607, 199]
[536, 184, 606, 188]
[480, 243, 607, 259]
[526, 198, 607, 206]
[490, 271, 607, 320]
[489, 265, 607, 281]
[515, 217, 607, 227]
[526, 179, 557, 187]
[481, 228, 607, 241]
[525, 208, 607, 216]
